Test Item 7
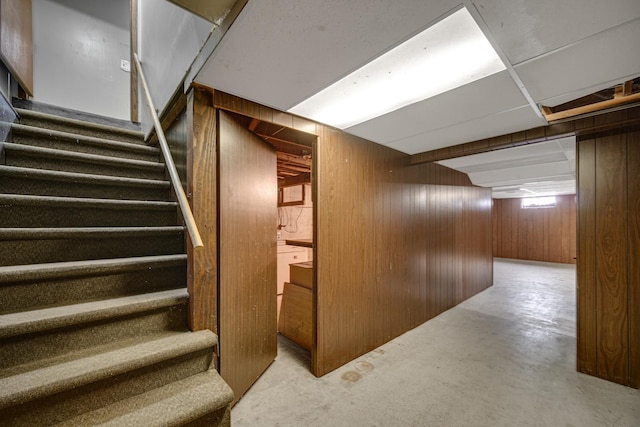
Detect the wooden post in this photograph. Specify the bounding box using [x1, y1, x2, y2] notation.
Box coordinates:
[186, 87, 218, 332]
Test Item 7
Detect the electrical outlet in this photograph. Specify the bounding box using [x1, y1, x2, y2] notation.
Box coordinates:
[120, 59, 131, 73]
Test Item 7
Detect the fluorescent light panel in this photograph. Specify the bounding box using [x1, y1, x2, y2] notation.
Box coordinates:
[288, 7, 506, 129]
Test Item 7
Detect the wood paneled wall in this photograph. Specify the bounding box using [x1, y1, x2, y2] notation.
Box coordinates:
[314, 128, 493, 376]
[493, 195, 576, 264]
[0, 0, 33, 95]
[201, 89, 493, 378]
[577, 109, 640, 388]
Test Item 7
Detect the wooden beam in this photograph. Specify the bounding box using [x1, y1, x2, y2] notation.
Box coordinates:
[278, 173, 298, 178]
[248, 118, 260, 131]
[277, 151, 311, 166]
[615, 85, 624, 99]
[277, 164, 310, 175]
[277, 158, 311, 168]
[278, 172, 311, 188]
[541, 92, 640, 122]
[541, 105, 553, 116]
[186, 87, 218, 333]
[623, 79, 634, 96]
[258, 133, 312, 150]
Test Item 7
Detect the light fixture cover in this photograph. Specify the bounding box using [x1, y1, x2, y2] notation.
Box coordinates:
[289, 7, 506, 129]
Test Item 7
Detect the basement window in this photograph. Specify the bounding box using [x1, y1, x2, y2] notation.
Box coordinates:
[521, 196, 557, 209]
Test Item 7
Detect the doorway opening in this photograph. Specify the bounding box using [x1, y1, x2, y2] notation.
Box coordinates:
[224, 111, 316, 371]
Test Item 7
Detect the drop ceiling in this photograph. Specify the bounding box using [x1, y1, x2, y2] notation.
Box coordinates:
[192, 0, 640, 195]
[439, 137, 576, 199]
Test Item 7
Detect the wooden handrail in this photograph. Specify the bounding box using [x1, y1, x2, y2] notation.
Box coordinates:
[133, 53, 203, 249]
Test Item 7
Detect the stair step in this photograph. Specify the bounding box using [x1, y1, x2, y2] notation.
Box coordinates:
[15, 107, 144, 144]
[0, 330, 217, 425]
[11, 123, 158, 161]
[0, 225, 184, 266]
[0, 289, 189, 374]
[0, 226, 183, 240]
[0, 194, 177, 227]
[0, 254, 187, 283]
[0, 329, 214, 398]
[3, 142, 165, 180]
[0, 165, 171, 201]
[0, 288, 188, 339]
[0, 255, 187, 314]
[56, 369, 233, 427]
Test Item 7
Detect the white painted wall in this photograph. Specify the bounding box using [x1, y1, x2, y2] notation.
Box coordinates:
[278, 184, 313, 241]
[32, 0, 131, 120]
[138, 0, 212, 133]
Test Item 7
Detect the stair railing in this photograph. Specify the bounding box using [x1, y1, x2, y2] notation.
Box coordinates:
[133, 53, 204, 249]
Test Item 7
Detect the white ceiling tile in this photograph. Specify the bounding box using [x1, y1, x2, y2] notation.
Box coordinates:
[455, 152, 567, 174]
[195, 0, 460, 111]
[514, 17, 640, 103]
[192, 0, 637, 166]
[472, 0, 640, 65]
[345, 71, 527, 144]
[439, 137, 576, 199]
[441, 138, 574, 169]
[492, 180, 576, 199]
[385, 105, 545, 154]
[535, 80, 630, 108]
[468, 161, 574, 187]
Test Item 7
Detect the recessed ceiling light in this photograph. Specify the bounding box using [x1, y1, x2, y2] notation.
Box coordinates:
[288, 6, 506, 129]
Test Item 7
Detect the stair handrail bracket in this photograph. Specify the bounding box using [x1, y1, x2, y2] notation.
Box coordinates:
[133, 53, 203, 249]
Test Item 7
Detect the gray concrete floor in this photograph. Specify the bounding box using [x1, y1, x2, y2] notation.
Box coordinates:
[231, 258, 640, 426]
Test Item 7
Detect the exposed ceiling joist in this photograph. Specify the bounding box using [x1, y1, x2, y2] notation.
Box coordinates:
[223, 111, 313, 180]
[277, 151, 311, 165]
[259, 133, 312, 152]
[541, 79, 640, 122]
[279, 173, 311, 188]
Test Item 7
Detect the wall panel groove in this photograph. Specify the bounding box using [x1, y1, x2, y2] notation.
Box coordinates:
[493, 195, 576, 264]
[577, 139, 597, 376]
[627, 129, 640, 388]
[577, 124, 640, 388]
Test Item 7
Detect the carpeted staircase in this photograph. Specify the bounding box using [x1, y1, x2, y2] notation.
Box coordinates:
[0, 106, 233, 426]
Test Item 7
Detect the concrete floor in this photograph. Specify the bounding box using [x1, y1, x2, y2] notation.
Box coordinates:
[231, 258, 640, 426]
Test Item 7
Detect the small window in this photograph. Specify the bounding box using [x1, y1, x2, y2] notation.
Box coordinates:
[521, 196, 556, 209]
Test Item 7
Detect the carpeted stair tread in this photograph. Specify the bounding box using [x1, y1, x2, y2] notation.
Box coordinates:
[2, 142, 164, 172]
[55, 369, 234, 427]
[0, 193, 176, 210]
[15, 107, 144, 139]
[0, 329, 217, 410]
[0, 165, 170, 190]
[11, 122, 154, 155]
[0, 331, 190, 380]
[0, 254, 187, 282]
[0, 226, 184, 240]
[0, 288, 188, 339]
